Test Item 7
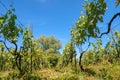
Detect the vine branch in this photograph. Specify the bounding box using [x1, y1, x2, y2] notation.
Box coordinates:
[98, 12, 120, 38]
[0, 40, 10, 52]
[79, 39, 91, 71]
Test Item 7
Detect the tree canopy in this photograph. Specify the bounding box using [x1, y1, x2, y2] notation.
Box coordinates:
[37, 35, 61, 53]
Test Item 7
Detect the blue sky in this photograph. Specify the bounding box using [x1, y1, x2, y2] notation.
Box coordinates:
[0, 0, 120, 53]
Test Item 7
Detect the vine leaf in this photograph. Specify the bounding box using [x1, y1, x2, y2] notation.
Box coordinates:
[116, 0, 120, 7]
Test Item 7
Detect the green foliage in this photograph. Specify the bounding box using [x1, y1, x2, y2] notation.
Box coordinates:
[33, 36, 62, 68]
[0, 8, 22, 42]
[72, 0, 107, 45]
[70, 0, 107, 71]
[83, 35, 120, 65]
[0, 7, 24, 75]
[22, 27, 34, 55]
[111, 30, 120, 57]
[83, 50, 95, 65]
[37, 35, 61, 53]
[62, 41, 76, 66]
[0, 43, 4, 52]
[47, 53, 60, 67]
[116, 0, 120, 7]
[114, 30, 120, 42]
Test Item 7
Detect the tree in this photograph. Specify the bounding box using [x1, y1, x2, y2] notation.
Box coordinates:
[0, 8, 24, 75]
[36, 36, 61, 68]
[71, 0, 107, 71]
[37, 35, 61, 54]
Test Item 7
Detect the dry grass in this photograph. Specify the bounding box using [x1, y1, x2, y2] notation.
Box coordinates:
[0, 63, 120, 80]
[0, 71, 10, 78]
[29, 63, 120, 80]
[33, 68, 64, 79]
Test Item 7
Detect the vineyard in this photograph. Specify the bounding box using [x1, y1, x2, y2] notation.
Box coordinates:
[0, 0, 120, 80]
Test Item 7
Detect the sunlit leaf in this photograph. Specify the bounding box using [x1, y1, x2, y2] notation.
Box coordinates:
[116, 0, 120, 7]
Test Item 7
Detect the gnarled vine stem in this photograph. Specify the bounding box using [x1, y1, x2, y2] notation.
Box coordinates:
[98, 12, 120, 38]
